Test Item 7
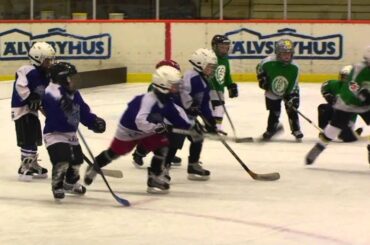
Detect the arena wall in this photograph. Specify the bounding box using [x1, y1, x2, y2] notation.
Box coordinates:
[0, 20, 369, 83]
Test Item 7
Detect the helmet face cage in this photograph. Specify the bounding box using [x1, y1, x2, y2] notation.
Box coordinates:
[152, 65, 182, 94]
[275, 39, 294, 63]
[28, 42, 56, 67]
[50, 62, 77, 87]
[211, 35, 231, 57]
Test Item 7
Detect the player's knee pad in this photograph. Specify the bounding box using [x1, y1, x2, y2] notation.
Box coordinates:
[15, 114, 42, 147]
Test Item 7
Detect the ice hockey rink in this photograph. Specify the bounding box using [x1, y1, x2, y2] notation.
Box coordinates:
[1, 82, 370, 245]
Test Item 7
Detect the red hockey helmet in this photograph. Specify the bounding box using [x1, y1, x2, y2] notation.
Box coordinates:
[155, 59, 181, 71]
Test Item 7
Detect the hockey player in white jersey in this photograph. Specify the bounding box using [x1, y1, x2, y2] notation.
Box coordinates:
[11, 42, 55, 181]
[83, 65, 194, 194]
[42, 62, 106, 200]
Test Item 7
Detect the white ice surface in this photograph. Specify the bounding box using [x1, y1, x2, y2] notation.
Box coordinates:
[1, 83, 370, 245]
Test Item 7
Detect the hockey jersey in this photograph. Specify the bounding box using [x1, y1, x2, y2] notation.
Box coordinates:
[181, 69, 214, 122]
[209, 55, 233, 92]
[334, 62, 370, 113]
[42, 83, 98, 147]
[115, 92, 192, 141]
[257, 55, 300, 100]
[11, 64, 49, 121]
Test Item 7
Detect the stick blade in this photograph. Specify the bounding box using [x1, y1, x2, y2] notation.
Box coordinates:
[252, 172, 280, 181]
[235, 137, 254, 143]
[102, 169, 123, 178]
[114, 195, 131, 206]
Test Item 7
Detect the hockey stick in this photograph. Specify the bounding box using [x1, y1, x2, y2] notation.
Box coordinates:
[77, 129, 130, 207]
[291, 106, 323, 133]
[220, 139, 280, 181]
[198, 116, 280, 181]
[206, 77, 252, 143]
[171, 128, 254, 143]
[82, 154, 123, 178]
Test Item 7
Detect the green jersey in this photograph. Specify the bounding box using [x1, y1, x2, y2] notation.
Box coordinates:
[321, 79, 343, 97]
[321, 79, 357, 122]
[336, 62, 370, 112]
[257, 55, 300, 99]
[209, 55, 233, 92]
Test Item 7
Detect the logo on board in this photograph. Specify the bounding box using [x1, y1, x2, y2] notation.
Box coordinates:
[0, 28, 111, 60]
[225, 28, 342, 60]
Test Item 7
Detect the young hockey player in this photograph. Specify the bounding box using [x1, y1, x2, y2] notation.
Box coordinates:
[11, 41, 55, 181]
[209, 34, 238, 130]
[83, 65, 194, 194]
[163, 48, 218, 181]
[256, 38, 303, 141]
[132, 59, 182, 168]
[318, 65, 362, 142]
[306, 46, 370, 165]
[42, 62, 106, 200]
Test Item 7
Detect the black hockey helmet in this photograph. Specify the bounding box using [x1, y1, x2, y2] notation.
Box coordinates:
[49, 62, 77, 85]
[211, 35, 231, 57]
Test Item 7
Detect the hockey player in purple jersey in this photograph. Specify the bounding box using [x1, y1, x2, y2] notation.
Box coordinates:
[83, 65, 194, 194]
[11, 42, 55, 181]
[42, 62, 106, 200]
[163, 48, 218, 181]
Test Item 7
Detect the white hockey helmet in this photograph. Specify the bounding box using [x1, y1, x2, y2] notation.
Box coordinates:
[189, 48, 217, 73]
[152, 65, 182, 94]
[28, 42, 56, 66]
[339, 65, 353, 81]
[363, 45, 370, 65]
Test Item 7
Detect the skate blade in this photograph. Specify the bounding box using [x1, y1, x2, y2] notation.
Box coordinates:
[147, 187, 169, 194]
[32, 173, 48, 179]
[187, 174, 210, 181]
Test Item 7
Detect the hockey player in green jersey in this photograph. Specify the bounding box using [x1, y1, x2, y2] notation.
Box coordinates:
[306, 46, 370, 165]
[209, 35, 238, 130]
[318, 65, 362, 142]
[256, 38, 303, 141]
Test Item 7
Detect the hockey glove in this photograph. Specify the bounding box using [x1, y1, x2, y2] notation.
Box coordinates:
[186, 105, 201, 117]
[204, 118, 218, 134]
[154, 123, 171, 134]
[26, 92, 42, 111]
[60, 95, 74, 112]
[285, 93, 300, 109]
[228, 83, 238, 98]
[257, 72, 269, 90]
[323, 92, 336, 105]
[358, 88, 370, 105]
[92, 117, 106, 133]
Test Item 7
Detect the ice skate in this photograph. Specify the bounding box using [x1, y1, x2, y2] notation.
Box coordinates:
[187, 161, 210, 181]
[52, 188, 65, 200]
[292, 130, 304, 142]
[64, 181, 86, 195]
[262, 124, 284, 141]
[171, 156, 182, 167]
[30, 155, 48, 179]
[305, 143, 326, 165]
[147, 167, 170, 194]
[132, 151, 145, 168]
[84, 165, 98, 185]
